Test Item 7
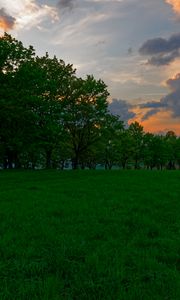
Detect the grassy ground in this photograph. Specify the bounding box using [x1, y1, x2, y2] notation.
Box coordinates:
[0, 170, 180, 300]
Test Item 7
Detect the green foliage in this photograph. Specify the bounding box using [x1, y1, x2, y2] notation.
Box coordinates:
[0, 33, 35, 73]
[117, 130, 134, 169]
[0, 33, 36, 168]
[128, 121, 145, 169]
[98, 114, 124, 169]
[0, 170, 179, 299]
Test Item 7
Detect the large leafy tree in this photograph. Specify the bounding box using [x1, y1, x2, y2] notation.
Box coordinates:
[0, 33, 35, 168]
[62, 75, 109, 169]
[16, 53, 76, 168]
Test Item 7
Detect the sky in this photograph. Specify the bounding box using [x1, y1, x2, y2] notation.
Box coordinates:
[0, 0, 180, 134]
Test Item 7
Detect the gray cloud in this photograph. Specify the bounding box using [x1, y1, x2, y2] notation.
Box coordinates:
[108, 98, 136, 125]
[139, 33, 180, 65]
[141, 108, 161, 121]
[163, 74, 180, 117]
[0, 8, 16, 30]
[147, 50, 179, 66]
[141, 101, 166, 109]
[128, 47, 133, 55]
[58, 0, 75, 10]
[140, 73, 180, 119]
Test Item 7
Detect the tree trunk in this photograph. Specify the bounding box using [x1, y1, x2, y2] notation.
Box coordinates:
[7, 150, 13, 169]
[122, 159, 127, 169]
[72, 153, 79, 170]
[46, 149, 52, 169]
[3, 157, 8, 169]
[135, 158, 138, 169]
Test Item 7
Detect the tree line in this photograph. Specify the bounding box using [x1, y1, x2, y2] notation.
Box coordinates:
[0, 33, 179, 170]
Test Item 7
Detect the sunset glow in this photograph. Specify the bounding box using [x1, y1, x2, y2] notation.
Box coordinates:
[0, 19, 10, 31]
[129, 108, 180, 135]
[166, 0, 180, 15]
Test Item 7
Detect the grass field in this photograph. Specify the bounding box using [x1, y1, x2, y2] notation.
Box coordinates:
[0, 170, 180, 300]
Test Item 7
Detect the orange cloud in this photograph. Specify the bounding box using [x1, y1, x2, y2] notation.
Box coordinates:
[0, 8, 16, 31]
[141, 111, 180, 135]
[0, 1, 59, 32]
[0, 19, 9, 31]
[129, 107, 180, 135]
[166, 0, 180, 15]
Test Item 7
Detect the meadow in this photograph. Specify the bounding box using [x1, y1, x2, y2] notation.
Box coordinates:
[0, 170, 180, 300]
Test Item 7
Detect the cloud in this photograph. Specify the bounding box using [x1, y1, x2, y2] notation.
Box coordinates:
[57, 0, 125, 16]
[163, 73, 180, 117]
[58, 0, 75, 10]
[0, 8, 16, 31]
[147, 51, 179, 66]
[141, 108, 161, 121]
[108, 98, 136, 124]
[128, 47, 133, 55]
[141, 101, 165, 109]
[139, 33, 180, 66]
[0, 0, 59, 31]
[140, 73, 180, 120]
[165, 0, 180, 17]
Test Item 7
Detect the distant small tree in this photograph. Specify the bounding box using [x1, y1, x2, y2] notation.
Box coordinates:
[99, 114, 124, 169]
[143, 133, 166, 170]
[165, 131, 177, 170]
[174, 137, 180, 169]
[128, 121, 144, 169]
[117, 130, 134, 169]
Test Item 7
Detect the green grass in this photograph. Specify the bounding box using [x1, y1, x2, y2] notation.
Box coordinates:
[0, 170, 180, 300]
